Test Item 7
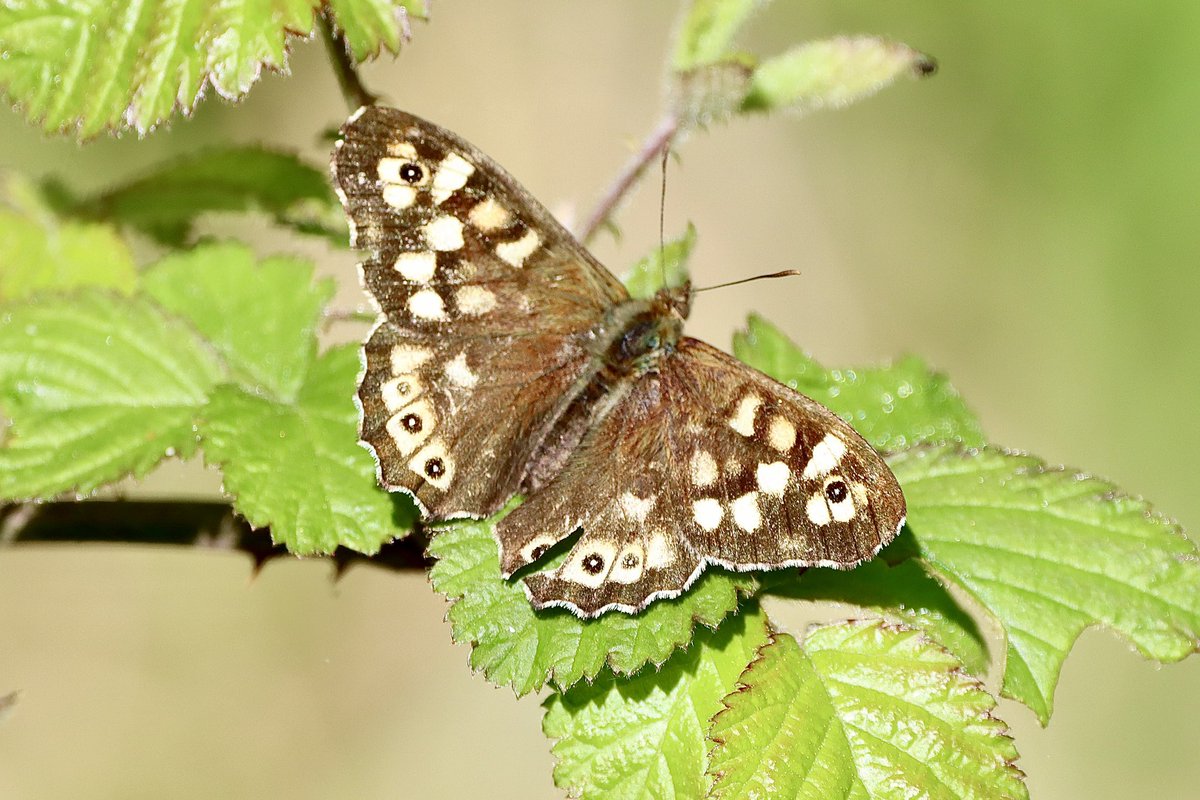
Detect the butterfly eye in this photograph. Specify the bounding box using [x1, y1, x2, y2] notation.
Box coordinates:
[644, 333, 661, 350]
[399, 162, 424, 184]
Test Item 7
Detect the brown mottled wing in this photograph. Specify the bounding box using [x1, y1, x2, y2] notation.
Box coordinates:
[333, 107, 628, 518]
[496, 338, 906, 617]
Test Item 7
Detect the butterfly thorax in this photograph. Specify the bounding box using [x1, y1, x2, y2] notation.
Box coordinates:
[520, 286, 689, 493]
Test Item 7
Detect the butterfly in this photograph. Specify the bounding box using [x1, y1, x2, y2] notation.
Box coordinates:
[331, 107, 906, 618]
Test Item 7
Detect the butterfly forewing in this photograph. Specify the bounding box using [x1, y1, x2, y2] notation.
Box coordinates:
[496, 339, 905, 616]
[334, 107, 628, 518]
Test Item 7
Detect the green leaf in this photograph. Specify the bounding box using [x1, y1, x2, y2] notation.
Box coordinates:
[0, 291, 222, 499]
[672, 0, 764, 71]
[621, 223, 697, 299]
[742, 36, 937, 114]
[55, 148, 346, 246]
[0, 178, 136, 302]
[733, 314, 985, 451]
[892, 445, 1200, 724]
[328, 0, 428, 61]
[707, 622, 1026, 800]
[0, 1, 418, 138]
[544, 604, 769, 800]
[428, 513, 757, 696]
[766, 559, 989, 676]
[142, 243, 335, 401]
[199, 344, 407, 555]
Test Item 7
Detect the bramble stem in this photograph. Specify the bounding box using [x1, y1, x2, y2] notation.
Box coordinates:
[319, 12, 379, 111]
[1, 501, 430, 574]
[577, 115, 681, 246]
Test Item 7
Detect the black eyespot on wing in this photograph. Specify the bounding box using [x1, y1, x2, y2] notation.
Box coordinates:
[530, 544, 548, 561]
[621, 552, 638, 569]
[582, 553, 605, 575]
[825, 480, 848, 503]
[425, 457, 445, 478]
[399, 163, 424, 184]
[401, 413, 423, 432]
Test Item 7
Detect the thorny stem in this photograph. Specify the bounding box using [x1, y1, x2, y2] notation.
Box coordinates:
[320, 12, 379, 111]
[577, 115, 681, 246]
[1, 501, 430, 574]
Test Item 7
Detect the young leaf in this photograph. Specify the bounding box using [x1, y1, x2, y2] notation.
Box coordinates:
[0, 291, 222, 499]
[428, 513, 756, 696]
[706, 622, 1026, 800]
[733, 314, 985, 450]
[327, 0, 429, 61]
[0, 178, 136, 301]
[672, 0, 764, 71]
[742, 36, 937, 115]
[765, 559, 989, 676]
[621, 223, 697, 299]
[55, 148, 346, 246]
[142, 243, 335, 401]
[0, 1, 417, 138]
[199, 344, 407, 555]
[892, 445, 1200, 724]
[543, 604, 769, 800]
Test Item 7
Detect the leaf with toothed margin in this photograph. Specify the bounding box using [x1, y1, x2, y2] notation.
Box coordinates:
[543, 603, 769, 800]
[0, 0, 424, 139]
[142, 242, 335, 402]
[763, 558, 990, 676]
[734, 313, 985, 451]
[0, 291, 221, 499]
[200, 344, 410, 555]
[706, 621, 1027, 800]
[428, 513, 757, 696]
[892, 445, 1200, 724]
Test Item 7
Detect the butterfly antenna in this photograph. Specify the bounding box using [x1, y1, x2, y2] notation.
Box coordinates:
[658, 145, 669, 290]
[692, 270, 802, 293]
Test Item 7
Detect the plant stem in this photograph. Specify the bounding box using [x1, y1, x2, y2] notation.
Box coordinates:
[1, 501, 430, 574]
[577, 115, 681, 246]
[319, 12, 379, 111]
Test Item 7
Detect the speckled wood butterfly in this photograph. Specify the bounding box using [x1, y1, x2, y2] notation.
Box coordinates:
[332, 107, 906, 617]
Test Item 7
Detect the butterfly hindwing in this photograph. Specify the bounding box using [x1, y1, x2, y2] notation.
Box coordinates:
[334, 107, 628, 518]
[497, 339, 906, 616]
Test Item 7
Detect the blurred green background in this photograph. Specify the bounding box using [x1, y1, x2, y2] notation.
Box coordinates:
[2, 2, 1198, 797]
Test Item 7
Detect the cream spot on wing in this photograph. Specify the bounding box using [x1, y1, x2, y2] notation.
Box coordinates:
[390, 344, 432, 373]
[803, 434, 847, 479]
[386, 399, 435, 455]
[424, 215, 465, 251]
[381, 373, 424, 412]
[453, 284, 497, 315]
[520, 534, 557, 563]
[468, 197, 512, 232]
[645, 532, 675, 569]
[496, 229, 540, 267]
[430, 152, 474, 204]
[826, 478, 857, 522]
[689, 449, 718, 487]
[382, 184, 417, 209]
[560, 540, 617, 588]
[806, 493, 832, 526]
[445, 352, 478, 389]
[728, 393, 762, 437]
[619, 492, 655, 523]
[724, 456, 746, 478]
[768, 416, 797, 452]
[756, 461, 790, 497]
[731, 492, 762, 532]
[408, 438, 454, 491]
[408, 289, 447, 321]
[851, 481, 868, 506]
[393, 251, 437, 283]
[610, 543, 646, 584]
[692, 498, 723, 532]
[386, 142, 418, 160]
